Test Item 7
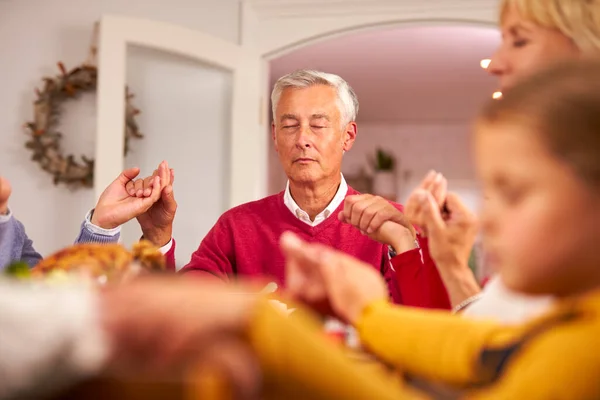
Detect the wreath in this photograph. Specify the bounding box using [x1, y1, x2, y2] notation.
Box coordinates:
[24, 62, 143, 188]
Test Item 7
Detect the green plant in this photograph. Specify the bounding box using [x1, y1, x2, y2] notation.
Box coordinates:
[371, 148, 395, 171]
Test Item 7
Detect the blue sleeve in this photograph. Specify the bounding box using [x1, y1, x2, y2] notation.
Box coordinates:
[74, 220, 120, 245]
[0, 214, 43, 268]
[18, 221, 44, 267]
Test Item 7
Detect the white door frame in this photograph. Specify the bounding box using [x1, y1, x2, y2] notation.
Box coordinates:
[95, 15, 263, 208]
[96, 2, 499, 207]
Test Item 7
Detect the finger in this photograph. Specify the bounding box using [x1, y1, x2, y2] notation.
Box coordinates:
[405, 191, 425, 224]
[419, 170, 437, 190]
[126, 180, 136, 196]
[133, 178, 145, 197]
[355, 197, 381, 233]
[348, 195, 375, 228]
[420, 191, 446, 237]
[445, 191, 470, 215]
[423, 171, 442, 194]
[360, 201, 388, 234]
[367, 204, 399, 235]
[142, 176, 154, 197]
[280, 232, 327, 301]
[138, 176, 162, 209]
[117, 167, 141, 186]
[285, 256, 307, 297]
[170, 169, 175, 185]
[161, 184, 178, 214]
[159, 161, 170, 189]
[430, 173, 448, 207]
[340, 195, 358, 224]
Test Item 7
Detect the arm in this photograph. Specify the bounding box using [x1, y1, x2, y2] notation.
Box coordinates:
[422, 239, 481, 310]
[178, 215, 235, 282]
[74, 210, 121, 245]
[247, 300, 411, 400]
[379, 209, 451, 309]
[355, 299, 509, 386]
[0, 211, 43, 268]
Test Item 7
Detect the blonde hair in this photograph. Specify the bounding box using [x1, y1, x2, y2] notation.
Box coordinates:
[499, 0, 600, 54]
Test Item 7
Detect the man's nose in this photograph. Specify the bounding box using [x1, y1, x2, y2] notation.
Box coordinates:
[296, 126, 313, 148]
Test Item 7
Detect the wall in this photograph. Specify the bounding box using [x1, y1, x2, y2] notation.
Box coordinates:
[268, 121, 482, 213]
[344, 122, 481, 210]
[0, 0, 240, 259]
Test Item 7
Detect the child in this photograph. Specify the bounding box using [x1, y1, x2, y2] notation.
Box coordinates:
[265, 59, 600, 399]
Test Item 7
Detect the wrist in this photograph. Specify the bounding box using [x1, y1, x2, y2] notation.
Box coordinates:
[0, 204, 8, 215]
[90, 209, 119, 230]
[389, 229, 417, 254]
[141, 226, 172, 247]
[437, 265, 481, 308]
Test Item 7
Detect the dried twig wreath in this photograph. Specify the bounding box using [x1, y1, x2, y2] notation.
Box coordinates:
[24, 62, 142, 188]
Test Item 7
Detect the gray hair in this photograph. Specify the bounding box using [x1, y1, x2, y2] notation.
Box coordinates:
[271, 69, 359, 127]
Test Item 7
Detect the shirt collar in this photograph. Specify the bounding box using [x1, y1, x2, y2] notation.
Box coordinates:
[283, 174, 348, 224]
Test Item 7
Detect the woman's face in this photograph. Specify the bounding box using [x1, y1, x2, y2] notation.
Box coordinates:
[488, 5, 581, 90]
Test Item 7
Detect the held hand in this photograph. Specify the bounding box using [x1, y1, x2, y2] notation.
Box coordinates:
[408, 190, 478, 272]
[100, 275, 263, 392]
[91, 168, 162, 229]
[125, 161, 177, 247]
[338, 194, 416, 252]
[0, 176, 12, 215]
[281, 231, 387, 325]
[405, 170, 448, 230]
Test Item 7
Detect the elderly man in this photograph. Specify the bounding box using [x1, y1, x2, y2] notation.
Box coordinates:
[124, 70, 450, 309]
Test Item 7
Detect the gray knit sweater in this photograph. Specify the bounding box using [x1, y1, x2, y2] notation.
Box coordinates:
[0, 210, 119, 270]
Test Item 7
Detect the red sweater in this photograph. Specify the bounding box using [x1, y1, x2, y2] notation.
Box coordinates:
[165, 187, 450, 309]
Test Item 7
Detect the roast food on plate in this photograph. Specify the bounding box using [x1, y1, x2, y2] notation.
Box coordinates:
[5, 240, 165, 285]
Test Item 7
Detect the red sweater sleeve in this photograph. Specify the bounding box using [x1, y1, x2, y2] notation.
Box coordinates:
[178, 215, 235, 281]
[391, 236, 451, 310]
[380, 248, 401, 305]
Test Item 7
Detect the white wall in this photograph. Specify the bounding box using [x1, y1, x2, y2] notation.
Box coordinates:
[268, 121, 481, 212]
[0, 0, 240, 258]
[344, 122, 481, 211]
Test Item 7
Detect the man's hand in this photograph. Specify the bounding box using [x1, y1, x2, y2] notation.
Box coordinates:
[91, 167, 163, 230]
[0, 176, 11, 215]
[125, 161, 177, 247]
[338, 194, 416, 253]
[281, 231, 387, 325]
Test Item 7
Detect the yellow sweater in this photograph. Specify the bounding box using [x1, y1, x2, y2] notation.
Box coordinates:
[240, 290, 600, 399]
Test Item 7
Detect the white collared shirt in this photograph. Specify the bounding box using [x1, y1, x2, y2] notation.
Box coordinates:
[283, 174, 348, 226]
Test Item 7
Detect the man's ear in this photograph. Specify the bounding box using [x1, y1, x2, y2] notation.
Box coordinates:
[342, 122, 357, 152]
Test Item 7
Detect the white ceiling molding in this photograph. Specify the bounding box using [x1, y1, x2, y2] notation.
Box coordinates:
[242, 0, 498, 57]
[245, 0, 497, 19]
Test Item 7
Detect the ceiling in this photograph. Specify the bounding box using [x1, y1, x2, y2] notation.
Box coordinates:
[269, 25, 501, 123]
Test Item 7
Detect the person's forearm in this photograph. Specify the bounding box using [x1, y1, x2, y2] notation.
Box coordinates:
[246, 300, 407, 400]
[355, 299, 501, 387]
[390, 230, 417, 254]
[434, 263, 481, 309]
[141, 226, 172, 248]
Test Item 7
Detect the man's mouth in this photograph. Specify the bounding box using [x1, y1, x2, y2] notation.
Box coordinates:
[294, 158, 316, 163]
